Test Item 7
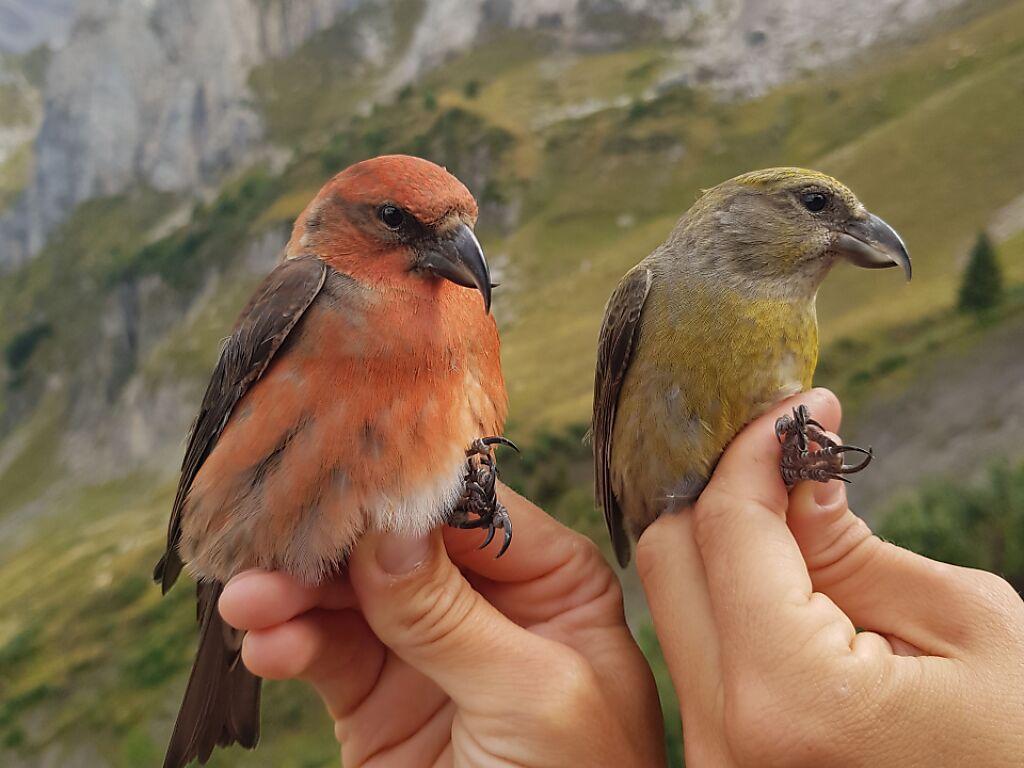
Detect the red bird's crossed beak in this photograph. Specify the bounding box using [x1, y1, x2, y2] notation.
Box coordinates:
[417, 223, 493, 312]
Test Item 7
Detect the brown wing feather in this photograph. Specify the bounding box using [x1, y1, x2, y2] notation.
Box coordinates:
[154, 255, 328, 592]
[161, 582, 261, 768]
[592, 265, 653, 568]
[155, 255, 326, 768]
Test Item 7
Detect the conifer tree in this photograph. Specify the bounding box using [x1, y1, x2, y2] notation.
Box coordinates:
[958, 232, 1003, 313]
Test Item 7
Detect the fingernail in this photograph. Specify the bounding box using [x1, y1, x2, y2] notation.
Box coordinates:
[376, 532, 431, 575]
[224, 569, 262, 591]
[813, 479, 843, 508]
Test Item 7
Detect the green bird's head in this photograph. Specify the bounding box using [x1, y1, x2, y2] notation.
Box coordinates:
[671, 167, 911, 297]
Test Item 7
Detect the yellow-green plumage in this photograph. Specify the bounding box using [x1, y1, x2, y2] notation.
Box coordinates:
[593, 168, 910, 567]
[612, 276, 818, 537]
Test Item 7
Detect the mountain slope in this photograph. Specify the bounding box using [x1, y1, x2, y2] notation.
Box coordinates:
[1, 1, 1024, 765]
[0, 0, 970, 268]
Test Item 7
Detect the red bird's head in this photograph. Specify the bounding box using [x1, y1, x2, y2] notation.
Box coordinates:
[286, 155, 493, 311]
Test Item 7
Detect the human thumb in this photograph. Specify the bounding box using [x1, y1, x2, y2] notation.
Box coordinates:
[348, 528, 564, 708]
[788, 477, 994, 656]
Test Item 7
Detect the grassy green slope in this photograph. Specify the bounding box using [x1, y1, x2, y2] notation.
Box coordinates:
[2, 2, 1024, 765]
[242, 0, 1024, 433]
[493, 0, 1024, 431]
[0, 475, 339, 766]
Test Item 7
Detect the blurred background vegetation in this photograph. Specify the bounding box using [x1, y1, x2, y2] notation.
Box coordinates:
[1, 0, 1023, 765]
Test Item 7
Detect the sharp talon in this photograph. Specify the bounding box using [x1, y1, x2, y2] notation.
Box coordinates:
[778, 405, 875, 485]
[496, 520, 512, 558]
[457, 437, 515, 557]
[840, 448, 873, 474]
[481, 435, 520, 453]
[835, 444, 871, 456]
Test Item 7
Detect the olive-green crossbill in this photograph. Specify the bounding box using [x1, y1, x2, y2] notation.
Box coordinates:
[593, 168, 911, 567]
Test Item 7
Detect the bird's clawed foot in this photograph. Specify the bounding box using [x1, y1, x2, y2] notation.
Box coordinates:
[448, 436, 519, 557]
[775, 405, 873, 487]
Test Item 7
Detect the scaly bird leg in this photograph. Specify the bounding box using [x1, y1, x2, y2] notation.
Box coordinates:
[448, 436, 519, 557]
[775, 405, 873, 487]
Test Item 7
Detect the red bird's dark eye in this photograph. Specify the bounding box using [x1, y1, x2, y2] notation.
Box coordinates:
[801, 192, 829, 213]
[379, 205, 404, 229]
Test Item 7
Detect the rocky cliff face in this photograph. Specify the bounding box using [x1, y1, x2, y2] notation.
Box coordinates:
[0, 0, 364, 265]
[0, 0, 967, 269]
[0, 0, 79, 54]
[664, 0, 966, 96]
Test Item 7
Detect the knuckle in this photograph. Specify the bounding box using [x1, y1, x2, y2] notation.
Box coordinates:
[634, 511, 688, 585]
[530, 531, 625, 617]
[397, 568, 477, 648]
[977, 571, 1021, 607]
[804, 518, 876, 583]
[692, 494, 758, 554]
[690, 494, 723, 551]
[634, 531, 663, 584]
[562, 530, 608, 580]
[530, 654, 601, 726]
[967, 570, 1024, 622]
[574, 532, 608, 569]
[727, 699, 830, 767]
[726, 684, 805, 765]
[725, 663, 860, 767]
[572, 536, 624, 602]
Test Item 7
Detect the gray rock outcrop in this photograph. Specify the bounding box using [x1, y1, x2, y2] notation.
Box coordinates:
[0, 0, 968, 269]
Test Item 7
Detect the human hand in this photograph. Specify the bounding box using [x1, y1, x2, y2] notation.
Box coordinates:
[638, 388, 1024, 767]
[220, 483, 665, 767]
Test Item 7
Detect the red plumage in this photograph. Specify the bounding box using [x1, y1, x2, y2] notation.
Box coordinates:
[155, 155, 507, 767]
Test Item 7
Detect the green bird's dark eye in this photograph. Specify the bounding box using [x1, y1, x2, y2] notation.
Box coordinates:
[801, 192, 829, 213]
[379, 205, 404, 229]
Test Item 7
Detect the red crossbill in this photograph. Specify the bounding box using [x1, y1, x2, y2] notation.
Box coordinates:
[593, 168, 911, 567]
[154, 155, 513, 767]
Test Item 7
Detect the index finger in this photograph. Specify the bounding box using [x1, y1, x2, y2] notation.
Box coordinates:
[693, 388, 846, 653]
[220, 569, 355, 631]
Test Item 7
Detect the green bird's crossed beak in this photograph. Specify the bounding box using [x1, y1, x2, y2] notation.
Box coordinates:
[835, 213, 912, 280]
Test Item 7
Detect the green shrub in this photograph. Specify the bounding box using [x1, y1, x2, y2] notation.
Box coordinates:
[4, 322, 51, 372]
[880, 460, 1024, 593]
[0, 683, 59, 729]
[0, 624, 41, 669]
[2, 726, 25, 749]
[110, 169, 278, 292]
[874, 352, 908, 376]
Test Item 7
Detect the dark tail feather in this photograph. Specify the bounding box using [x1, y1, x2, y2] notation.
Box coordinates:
[163, 581, 262, 768]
